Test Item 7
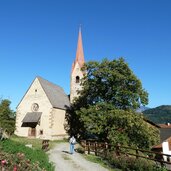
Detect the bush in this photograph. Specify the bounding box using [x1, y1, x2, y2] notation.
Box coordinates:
[107, 152, 167, 171]
[0, 151, 44, 171]
[76, 146, 85, 154]
[1, 120, 15, 134]
[0, 139, 54, 170]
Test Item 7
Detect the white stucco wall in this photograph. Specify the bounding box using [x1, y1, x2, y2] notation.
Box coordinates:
[15, 78, 53, 139]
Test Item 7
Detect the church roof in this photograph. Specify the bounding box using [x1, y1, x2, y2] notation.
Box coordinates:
[37, 76, 70, 110]
[72, 27, 85, 72]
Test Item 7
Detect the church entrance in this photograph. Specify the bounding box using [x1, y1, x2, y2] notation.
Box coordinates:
[28, 128, 36, 137]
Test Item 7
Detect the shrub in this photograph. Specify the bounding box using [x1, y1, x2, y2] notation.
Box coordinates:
[0, 151, 44, 171]
[0, 139, 54, 170]
[107, 152, 167, 171]
[76, 146, 85, 154]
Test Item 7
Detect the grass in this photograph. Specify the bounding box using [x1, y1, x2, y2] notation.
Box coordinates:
[83, 153, 122, 171]
[11, 135, 43, 149]
[0, 135, 57, 170]
[11, 134, 68, 149]
[0, 139, 54, 170]
[75, 145, 121, 171]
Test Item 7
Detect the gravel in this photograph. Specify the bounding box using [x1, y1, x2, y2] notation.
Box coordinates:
[48, 142, 109, 171]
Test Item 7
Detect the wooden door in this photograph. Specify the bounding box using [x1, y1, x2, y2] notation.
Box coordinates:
[28, 128, 36, 137]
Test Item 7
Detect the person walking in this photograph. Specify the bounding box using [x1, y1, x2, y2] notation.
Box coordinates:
[69, 135, 76, 154]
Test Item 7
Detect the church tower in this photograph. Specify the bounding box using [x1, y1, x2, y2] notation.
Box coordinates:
[70, 27, 85, 103]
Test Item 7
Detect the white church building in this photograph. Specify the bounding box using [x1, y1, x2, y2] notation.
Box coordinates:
[15, 28, 85, 140]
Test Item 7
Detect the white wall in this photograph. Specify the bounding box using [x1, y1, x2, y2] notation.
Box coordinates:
[15, 78, 52, 138]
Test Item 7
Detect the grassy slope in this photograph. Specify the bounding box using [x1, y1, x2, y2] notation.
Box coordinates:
[0, 136, 54, 170]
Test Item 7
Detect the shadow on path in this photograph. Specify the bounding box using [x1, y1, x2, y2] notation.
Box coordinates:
[62, 150, 70, 154]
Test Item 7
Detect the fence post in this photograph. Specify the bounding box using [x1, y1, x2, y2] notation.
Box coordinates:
[95, 142, 97, 156]
[160, 160, 164, 167]
[88, 141, 90, 154]
[83, 140, 87, 154]
[160, 154, 164, 167]
[105, 142, 108, 158]
[116, 143, 120, 156]
[136, 148, 139, 159]
[85, 140, 87, 154]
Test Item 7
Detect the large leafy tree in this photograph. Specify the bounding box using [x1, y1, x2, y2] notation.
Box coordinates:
[76, 103, 159, 148]
[0, 99, 15, 134]
[77, 58, 148, 110]
[66, 58, 159, 148]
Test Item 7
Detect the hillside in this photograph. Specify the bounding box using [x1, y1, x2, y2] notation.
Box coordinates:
[143, 105, 171, 124]
[136, 106, 150, 113]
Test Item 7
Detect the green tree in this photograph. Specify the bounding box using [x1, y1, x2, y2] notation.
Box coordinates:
[66, 58, 159, 148]
[0, 99, 15, 134]
[76, 103, 159, 148]
[77, 58, 148, 110]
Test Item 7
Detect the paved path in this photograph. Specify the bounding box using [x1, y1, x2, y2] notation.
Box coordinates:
[48, 142, 108, 171]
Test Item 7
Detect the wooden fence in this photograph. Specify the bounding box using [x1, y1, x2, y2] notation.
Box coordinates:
[81, 140, 171, 167]
[42, 140, 49, 151]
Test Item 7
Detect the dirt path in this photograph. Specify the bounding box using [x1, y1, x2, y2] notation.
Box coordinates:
[48, 142, 108, 171]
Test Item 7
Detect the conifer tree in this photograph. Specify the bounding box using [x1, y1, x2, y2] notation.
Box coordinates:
[0, 99, 15, 134]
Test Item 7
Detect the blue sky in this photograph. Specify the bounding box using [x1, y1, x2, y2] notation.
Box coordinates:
[0, 0, 171, 110]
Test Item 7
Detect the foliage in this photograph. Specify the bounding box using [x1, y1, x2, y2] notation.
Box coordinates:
[77, 103, 159, 148]
[0, 99, 15, 134]
[76, 58, 148, 110]
[65, 58, 152, 142]
[0, 139, 54, 170]
[65, 105, 86, 138]
[66, 58, 159, 149]
[108, 153, 167, 171]
[0, 151, 45, 171]
[84, 154, 121, 171]
[143, 105, 171, 124]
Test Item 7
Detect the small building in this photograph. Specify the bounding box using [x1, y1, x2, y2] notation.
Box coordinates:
[158, 123, 171, 142]
[152, 123, 171, 152]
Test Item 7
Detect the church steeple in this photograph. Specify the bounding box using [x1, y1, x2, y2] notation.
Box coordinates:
[70, 27, 85, 103]
[72, 27, 85, 73]
[76, 27, 85, 68]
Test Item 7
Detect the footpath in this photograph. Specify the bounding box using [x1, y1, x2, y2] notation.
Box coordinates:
[48, 142, 108, 171]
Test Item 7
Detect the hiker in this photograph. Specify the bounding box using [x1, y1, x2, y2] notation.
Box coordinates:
[69, 135, 76, 154]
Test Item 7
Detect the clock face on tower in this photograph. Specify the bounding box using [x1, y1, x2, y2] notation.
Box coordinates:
[31, 103, 39, 112]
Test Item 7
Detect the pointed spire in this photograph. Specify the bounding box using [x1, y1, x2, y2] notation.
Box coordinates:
[75, 26, 85, 68]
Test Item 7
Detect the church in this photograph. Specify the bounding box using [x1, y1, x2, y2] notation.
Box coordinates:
[14, 28, 85, 140]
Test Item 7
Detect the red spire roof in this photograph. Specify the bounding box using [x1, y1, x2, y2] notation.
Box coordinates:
[76, 27, 85, 67]
[72, 27, 85, 72]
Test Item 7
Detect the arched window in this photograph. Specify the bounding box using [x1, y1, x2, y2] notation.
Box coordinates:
[76, 76, 80, 83]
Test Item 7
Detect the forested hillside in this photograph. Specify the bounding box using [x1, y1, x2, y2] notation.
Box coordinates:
[143, 105, 171, 124]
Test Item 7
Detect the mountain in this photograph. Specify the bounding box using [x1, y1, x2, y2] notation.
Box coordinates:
[136, 106, 150, 113]
[143, 105, 171, 124]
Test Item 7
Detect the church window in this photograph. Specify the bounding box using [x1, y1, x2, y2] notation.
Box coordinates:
[35, 89, 37, 92]
[76, 76, 80, 83]
[40, 129, 43, 135]
[31, 103, 39, 112]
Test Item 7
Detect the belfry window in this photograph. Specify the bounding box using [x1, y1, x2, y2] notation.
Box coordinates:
[76, 76, 80, 83]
